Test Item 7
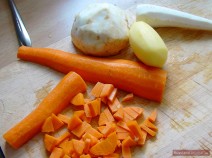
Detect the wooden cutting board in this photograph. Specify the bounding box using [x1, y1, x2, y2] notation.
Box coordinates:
[0, 1, 212, 158]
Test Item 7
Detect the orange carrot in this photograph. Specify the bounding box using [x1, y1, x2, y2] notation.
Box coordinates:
[122, 136, 136, 147]
[122, 93, 134, 102]
[50, 147, 64, 158]
[82, 133, 98, 146]
[143, 119, 158, 131]
[108, 98, 122, 113]
[56, 131, 72, 146]
[74, 110, 92, 123]
[72, 139, 85, 155]
[84, 104, 92, 118]
[107, 88, 118, 103]
[117, 132, 130, 140]
[140, 124, 156, 137]
[52, 113, 64, 131]
[85, 127, 103, 139]
[71, 121, 91, 138]
[57, 114, 70, 125]
[113, 107, 124, 121]
[116, 121, 130, 132]
[137, 129, 147, 145]
[148, 109, 157, 122]
[127, 121, 144, 143]
[123, 107, 143, 122]
[44, 134, 58, 152]
[68, 115, 82, 131]
[80, 154, 91, 158]
[3, 72, 86, 149]
[87, 98, 101, 117]
[104, 153, 120, 158]
[91, 82, 104, 98]
[83, 138, 91, 153]
[99, 108, 115, 126]
[100, 123, 116, 137]
[41, 116, 54, 133]
[59, 140, 74, 156]
[18, 46, 167, 102]
[100, 84, 114, 98]
[63, 154, 71, 158]
[71, 93, 85, 106]
[122, 146, 131, 158]
[90, 132, 117, 156]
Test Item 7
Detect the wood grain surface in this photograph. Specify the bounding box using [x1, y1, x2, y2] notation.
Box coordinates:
[0, 0, 212, 158]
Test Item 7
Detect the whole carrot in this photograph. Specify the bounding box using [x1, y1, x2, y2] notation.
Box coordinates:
[17, 46, 167, 102]
[3, 72, 86, 149]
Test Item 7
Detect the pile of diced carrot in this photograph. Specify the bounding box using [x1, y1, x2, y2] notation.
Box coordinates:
[41, 82, 158, 158]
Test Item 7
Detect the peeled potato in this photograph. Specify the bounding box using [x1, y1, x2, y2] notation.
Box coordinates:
[129, 21, 168, 68]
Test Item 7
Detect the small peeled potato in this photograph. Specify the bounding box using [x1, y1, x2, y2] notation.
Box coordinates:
[129, 21, 168, 68]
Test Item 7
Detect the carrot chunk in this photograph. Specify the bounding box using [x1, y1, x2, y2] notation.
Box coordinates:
[56, 131, 72, 146]
[108, 98, 122, 113]
[59, 140, 74, 156]
[57, 114, 70, 125]
[100, 123, 116, 137]
[49, 147, 64, 158]
[63, 154, 71, 158]
[82, 133, 98, 146]
[127, 120, 144, 144]
[113, 107, 124, 121]
[140, 124, 157, 136]
[122, 93, 134, 102]
[51, 113, 65, 131]
[143, 119, 158, 131]
[122, 136, 136, 147]
[91, 82, 104, 98]
[122, 146, 131, 158]
[44, 134, 58, 152]
[107, 88, 118, 103]
[148, 109, 157, 122]
[84, 103, 92, 118]
[87, 98, 101, 117]
[99, 108, 115, 126]
[80, 154, 91, 158]
[41, 116, 54, 133]
[68, 115, 82, 131]
[103, 153, 119, 158]
[90, 132, 117, 156]
[100, 84, 114, 98]
[72, 139, 85, 155]
[85, 126, 103, 139]
[71, 93, 85, 106]
[71, 121, 91, 138]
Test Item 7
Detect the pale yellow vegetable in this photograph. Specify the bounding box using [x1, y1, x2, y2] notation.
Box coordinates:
[129, 21, 168, 68]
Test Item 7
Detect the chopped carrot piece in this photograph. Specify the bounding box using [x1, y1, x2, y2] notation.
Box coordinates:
[113, 107, 124, 121]
[41, 116, 54, 133]
[123, 107, 143, 122]
[108, 98, 122, 113]
[85, 126, 103, 139]
[116, 121, 130, 132]
[137, 129, 147, 145]
[68, 115, 82, 131]
[99, 108, 114, 126]
[101, 123, 116, 137]
[148, 109, 157, 122]
[140, 124, 157, 136]
[122, 93, 134, 102]
[122, 146, 131, 158]
[74, 110, 92, 123]
[63, 154, 71, 158]
[82, 133, 98, 146]
[80, 154, 91, 158]
[143, 119, 158, 131]
[91, 82, 104, 98]
[57, 114, 70, 125]
[117, 140, 122, 148]
[44, 134, 58, 152]
[71, 93, 85, 106]
[107, 88, 117, 103]
[72, 121, 91, 138]
[117, 132, 130, 140]
[122, 136, 136, 147]
[90, 132, 117, 156]
[51, 113, 64, 131]
[83, 138, 91, 153]
[127, 121, 144, 143]
[104, 153, 119, 158]
[84, 104, 92, 118]
[56, 131, 72, 146]
[72, 139, 85, 155]
[116, 125, 128, 133]
[59, 140, 74, 156]
[50, 147, 64, 158]
[100, 84, 114, 98]
[130, 107, 144, 115]
[97, 126, 106, 133]
[87, 98, 101, 117]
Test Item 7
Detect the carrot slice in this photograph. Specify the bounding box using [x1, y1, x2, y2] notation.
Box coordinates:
[80, 154, 91, 158]
[122, 146, 131, 158]
[3, 72, 86, 149]
[137, 129, 147, 145]
[148, 109, 157, 122]
[41, 116, 54, 133]
[127, 121, 144, 143]
[68, 115, 82, 131]
[57, 114, 70, 125]
[59, 140, 74, 156]
[71, 93, 85, 106]
[90, 132, 117, 156]
[85, 126, 103, 139]
[143, 119, 158, 131]
[108, 98, 122, 113]
[107, 88, 117, 103]
[74, 110, 92, 123]
[82, 133, 98, 146]
[56, 131, 72, 146]
[44, 134, 58, 152]
[116, 121, 130, 132]
[100, 84, 114, 98]
[63, 154, 71, 158]
[87, 98, 101, 117]
[91, 82, 104, 98]
[100, 123, 116, 137]
[122, 93, 134, 102]
[84, 103, 92, 118]
[122, 136, 136, 147]
[99, 108, 114, 126]
[104, 108, 115, 123]
[117, 132, 130, 140]
[113, 107, 124, 121]
[50, 147, 64, 158]
[83, 138, 91, 154]
[71, 121, 91, 138]
[140, 124, 157, 136]
[72, 139, 85, 155]
[52, 113, 65, 131]
[103, 153, 119, 158]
